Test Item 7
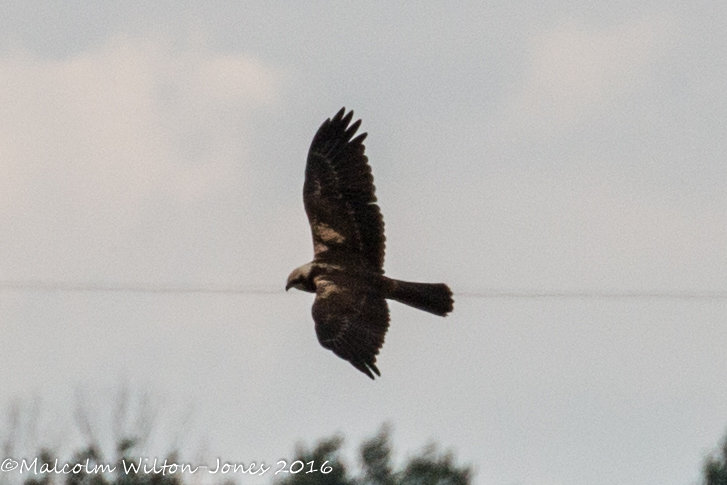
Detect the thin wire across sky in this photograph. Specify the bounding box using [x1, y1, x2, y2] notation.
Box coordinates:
[0, 280, 726, 299]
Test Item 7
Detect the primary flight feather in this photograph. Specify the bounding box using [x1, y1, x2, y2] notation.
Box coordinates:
[286, 108, 454, 379]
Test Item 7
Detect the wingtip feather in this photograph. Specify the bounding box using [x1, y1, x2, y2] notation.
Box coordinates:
[345, 119, 362, 140]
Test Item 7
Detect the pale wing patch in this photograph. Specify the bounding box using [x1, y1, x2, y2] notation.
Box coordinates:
[314, 222, 347, 244]
[315, 279, 344, 299]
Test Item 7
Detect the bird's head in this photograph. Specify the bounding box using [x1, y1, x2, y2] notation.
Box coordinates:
[286, 263, 315, 292]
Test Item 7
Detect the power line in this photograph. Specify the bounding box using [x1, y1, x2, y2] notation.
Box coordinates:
[0, 280, 726, 299]
[0, 280, 282, 295]
[456, 290, 727, 300]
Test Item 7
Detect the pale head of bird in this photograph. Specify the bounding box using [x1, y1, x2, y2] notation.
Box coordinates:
[286, 262, 316, 293]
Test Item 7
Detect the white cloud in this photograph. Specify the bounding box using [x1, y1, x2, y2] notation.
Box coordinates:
[0, 35, 283, 212]
[501, 15, 675, 135]
[0, 34, 286, 282]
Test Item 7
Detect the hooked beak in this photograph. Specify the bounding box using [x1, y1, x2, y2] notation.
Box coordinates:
[285, 281, 292, 291]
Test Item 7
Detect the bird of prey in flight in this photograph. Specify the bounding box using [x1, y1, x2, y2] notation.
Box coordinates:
[286, 108, 454, 379]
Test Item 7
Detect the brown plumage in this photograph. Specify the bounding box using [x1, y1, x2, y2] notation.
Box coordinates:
[286, 108, 454, 379]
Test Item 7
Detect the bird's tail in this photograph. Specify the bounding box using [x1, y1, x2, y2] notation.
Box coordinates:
[386, 279, 454, 316]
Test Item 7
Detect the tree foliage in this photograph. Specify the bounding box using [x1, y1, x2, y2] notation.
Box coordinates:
[705, 433, 727, 485]
[275, 426, 472, 485]
[17, 437, 181, 485]
[4, 398, 471, 485]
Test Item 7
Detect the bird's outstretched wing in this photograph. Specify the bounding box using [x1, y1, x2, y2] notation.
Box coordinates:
[304, 108, 385, 272]
[312, 273, 390, 379]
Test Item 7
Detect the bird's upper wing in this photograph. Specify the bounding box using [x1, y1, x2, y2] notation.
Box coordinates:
[312, 273, 390, 379]
[304, 108, 385, 272]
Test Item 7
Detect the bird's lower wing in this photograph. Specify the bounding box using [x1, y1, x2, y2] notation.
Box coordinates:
[311, 276, 389, 379]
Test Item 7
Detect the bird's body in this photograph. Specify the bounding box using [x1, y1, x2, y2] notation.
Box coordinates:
[286, 108, 453, 379]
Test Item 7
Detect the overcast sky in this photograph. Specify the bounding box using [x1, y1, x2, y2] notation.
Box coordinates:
[1, 2, 727, 485]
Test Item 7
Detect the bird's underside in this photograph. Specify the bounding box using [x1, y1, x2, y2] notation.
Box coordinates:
[286, 108, 454, 379]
